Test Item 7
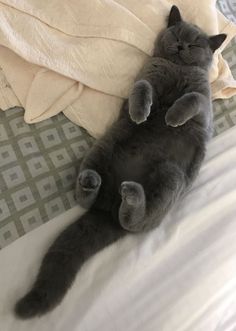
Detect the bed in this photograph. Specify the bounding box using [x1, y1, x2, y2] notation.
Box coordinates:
[0, 124, 236, 331]
[0, 0, 236, 330]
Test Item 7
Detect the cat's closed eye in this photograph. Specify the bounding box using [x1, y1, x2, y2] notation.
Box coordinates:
[188, 44, 201, 49]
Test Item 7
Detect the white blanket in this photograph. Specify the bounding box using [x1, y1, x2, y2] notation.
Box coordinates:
[0, 126, 236, 331]
[0, 0, 236, 137]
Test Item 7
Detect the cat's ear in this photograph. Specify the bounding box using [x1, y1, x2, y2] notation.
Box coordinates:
[209, 34, 227, 52]
[168, 5, 182, 27]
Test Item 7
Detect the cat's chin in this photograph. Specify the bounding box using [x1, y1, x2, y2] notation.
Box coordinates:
[158, 50, 185, 66]
[169, 55, 196, 67]
[179, 52, 195, 65]
[165, 55, 187, 66]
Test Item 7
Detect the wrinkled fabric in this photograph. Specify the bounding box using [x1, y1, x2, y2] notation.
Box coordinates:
[0, 0, 236, 137]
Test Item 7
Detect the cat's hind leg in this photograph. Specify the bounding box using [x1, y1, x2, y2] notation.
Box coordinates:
[75, 138, 110, 209]
[119, 181, 146, 232]
[119, 162, 185, 232]
[75, 169, 101, 209]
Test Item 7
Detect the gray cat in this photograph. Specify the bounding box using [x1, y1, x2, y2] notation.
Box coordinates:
[15, 5, 226, 318]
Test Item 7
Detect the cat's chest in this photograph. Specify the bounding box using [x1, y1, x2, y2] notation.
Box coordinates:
[144, 58, 205, 103]
[160, 65, 196, 92]
[165, 73, 189, 94]
[156, 65, 203, 107]
[158, 73, 189, 107]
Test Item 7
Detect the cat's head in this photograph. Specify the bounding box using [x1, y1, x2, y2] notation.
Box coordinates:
[154, 5, 227, 68]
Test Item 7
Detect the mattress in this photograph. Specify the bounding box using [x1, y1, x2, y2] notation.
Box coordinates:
[0, 125, 236, 331]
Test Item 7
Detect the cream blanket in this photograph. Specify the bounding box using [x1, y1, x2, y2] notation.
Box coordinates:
[0, 0, 236, 138]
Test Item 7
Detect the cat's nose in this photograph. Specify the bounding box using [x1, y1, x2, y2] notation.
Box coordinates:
[177, 44, 184, 51]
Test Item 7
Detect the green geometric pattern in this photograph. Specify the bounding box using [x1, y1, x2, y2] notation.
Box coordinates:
[213, 38, 236, 135]
[217, 0, 236, 24]
[214, 0, 236, 135]
[0, 108, 93, 248]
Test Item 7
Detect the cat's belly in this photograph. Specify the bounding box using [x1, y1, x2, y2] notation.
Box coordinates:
[113, 151, 147, 184]
[111, 126, 197, 186]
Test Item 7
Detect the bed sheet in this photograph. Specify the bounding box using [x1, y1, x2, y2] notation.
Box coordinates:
[0, 108, 93, 249]
[0, 125, 236, 331]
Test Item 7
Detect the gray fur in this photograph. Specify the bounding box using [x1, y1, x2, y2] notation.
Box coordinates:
[14, 6, 226, 318]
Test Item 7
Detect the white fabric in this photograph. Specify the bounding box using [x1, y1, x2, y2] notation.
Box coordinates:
[0, 0, 236, 138]
[0, 127, 236, 331]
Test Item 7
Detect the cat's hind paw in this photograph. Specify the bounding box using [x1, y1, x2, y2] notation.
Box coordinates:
[78, 169, 101, 192]
[120, 181, 145, 206]
[119, 181, 146, 232]
[75, 169, 101, 208]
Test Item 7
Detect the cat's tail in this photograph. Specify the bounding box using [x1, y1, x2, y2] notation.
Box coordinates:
[14, 209, 126, 319]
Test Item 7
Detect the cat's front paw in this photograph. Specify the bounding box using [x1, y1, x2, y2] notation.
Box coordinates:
[129, 80, 153, 124]
[165, 106, 189, 127]
[129, 103, 152, 125]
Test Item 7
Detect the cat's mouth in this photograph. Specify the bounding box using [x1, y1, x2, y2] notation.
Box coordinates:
[178, 51, 194, 64]
[169, 49, 194, 64]
[165, 44, 194, 65]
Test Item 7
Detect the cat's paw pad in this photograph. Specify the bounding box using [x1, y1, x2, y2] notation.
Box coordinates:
[77, 169, 101, 192]
[120, 181, 144, 206]
[165, 107, 188, 127]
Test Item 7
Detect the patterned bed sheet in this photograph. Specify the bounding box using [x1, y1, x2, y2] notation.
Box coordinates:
[0, 109, 93, 248]
[214, 39, 236, 134]
[0, 0, 235, 248]
[214, 1, 236, 134]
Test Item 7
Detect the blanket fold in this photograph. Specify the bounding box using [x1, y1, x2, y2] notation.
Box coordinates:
[0, 0, 236, 137]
